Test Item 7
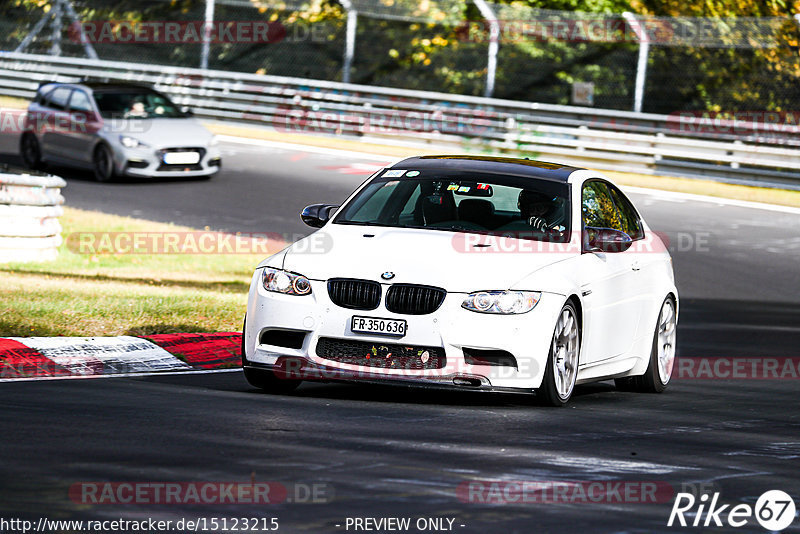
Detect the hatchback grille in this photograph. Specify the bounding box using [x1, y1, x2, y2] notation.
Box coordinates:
[385, 284, 446, 315]
[156, 147, 206, 171]
[327, 278, 381, 310]
[316, 337, 446, 370]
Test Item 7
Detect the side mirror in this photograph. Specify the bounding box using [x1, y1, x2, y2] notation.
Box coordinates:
[584, 227, 633, 253]
[301, 204, 339, 228]
[181, 106, 194, 117]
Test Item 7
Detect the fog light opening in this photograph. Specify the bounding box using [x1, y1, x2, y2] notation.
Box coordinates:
[453, 376, 482, 387]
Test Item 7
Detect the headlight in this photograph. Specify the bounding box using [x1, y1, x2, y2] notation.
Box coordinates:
[119, 135, 148, 148]
[462, 290, 541, 314]
[262, 267, 312, 296]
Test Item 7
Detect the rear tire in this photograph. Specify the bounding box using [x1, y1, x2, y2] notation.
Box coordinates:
[615, 296, 676, 393]
[537, 301, 580, 407]
[20, 133, 42, 170]
[241, 315, 301, 394]
[93, 144, 116, 182]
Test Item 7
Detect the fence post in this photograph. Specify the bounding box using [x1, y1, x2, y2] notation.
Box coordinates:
[201, 0, 215, 70]
[61, 0, 99, 59]
[472, 0, 498, 98]
[14, 0, 97, 59]
[49, 0, 63, 56]
[340, 0, 357, 83]
[623, 11, 649, 113]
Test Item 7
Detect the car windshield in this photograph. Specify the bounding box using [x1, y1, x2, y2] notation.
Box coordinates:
[334, 170, 571, 242]
[93, 90, 185, 119]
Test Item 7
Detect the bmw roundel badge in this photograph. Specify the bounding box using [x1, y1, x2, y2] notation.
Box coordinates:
[381, 272, 395, 280]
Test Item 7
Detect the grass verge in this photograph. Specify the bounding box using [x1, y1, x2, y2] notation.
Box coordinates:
[0, 96, 27, 109]
[0, 207, 283, 337]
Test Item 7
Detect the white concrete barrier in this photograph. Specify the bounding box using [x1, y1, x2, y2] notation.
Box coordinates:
[0, 171, 65, 263]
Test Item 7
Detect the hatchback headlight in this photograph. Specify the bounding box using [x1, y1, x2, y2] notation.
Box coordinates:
[119, 135, 148, 148]
[262, 267, 312, 296]
[462, 290, 541, 314]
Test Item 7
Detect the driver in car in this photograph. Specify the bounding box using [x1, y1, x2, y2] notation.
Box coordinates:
[125, 99, 148, 119]
[518, 190, 555, 231]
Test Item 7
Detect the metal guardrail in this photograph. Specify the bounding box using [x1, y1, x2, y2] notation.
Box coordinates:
[1, 51, 799, 189]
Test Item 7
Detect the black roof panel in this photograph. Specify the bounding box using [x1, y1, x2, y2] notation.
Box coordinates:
[79, 81, 154, 92]
[391, 155, 582, 182]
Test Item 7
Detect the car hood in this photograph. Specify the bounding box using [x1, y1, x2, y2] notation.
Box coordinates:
[104, 118, 214, 148]
[280, 224, 577, 293]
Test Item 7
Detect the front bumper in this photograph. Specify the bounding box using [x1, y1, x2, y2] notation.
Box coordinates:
[114, 144, 222, 178]
[244, 275, 565, 391]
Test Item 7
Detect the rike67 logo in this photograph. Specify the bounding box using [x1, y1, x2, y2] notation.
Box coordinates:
[668, 490, 796, 531]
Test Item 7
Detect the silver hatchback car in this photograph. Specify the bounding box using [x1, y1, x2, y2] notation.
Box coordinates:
[20, 82, 221, 181]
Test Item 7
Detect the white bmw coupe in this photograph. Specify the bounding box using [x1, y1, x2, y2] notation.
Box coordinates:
[243, 155, 678, 405]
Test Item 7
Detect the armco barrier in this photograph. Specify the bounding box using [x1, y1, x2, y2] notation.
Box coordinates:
[0, 169, 65, 263]
[1, 52, 799, 189]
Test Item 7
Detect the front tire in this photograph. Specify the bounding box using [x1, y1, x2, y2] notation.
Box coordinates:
[20, 133, 42, 170]
[615, 296, 676, 393]
[93, 144, 116, 182]
[243, 367, 301, 393]
[241, 316, 301, 394]
[537, 301, 580, 406]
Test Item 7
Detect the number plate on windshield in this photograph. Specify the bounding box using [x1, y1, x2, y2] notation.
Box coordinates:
[351, 316, 407, 337]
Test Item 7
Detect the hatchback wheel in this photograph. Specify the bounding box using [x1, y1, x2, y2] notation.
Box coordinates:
[93, 144, 116, 182]
[20, 133, 42, 170]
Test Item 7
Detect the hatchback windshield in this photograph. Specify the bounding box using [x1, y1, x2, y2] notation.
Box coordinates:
[94, 90, 185, 119]
[335, 170, 571, 242]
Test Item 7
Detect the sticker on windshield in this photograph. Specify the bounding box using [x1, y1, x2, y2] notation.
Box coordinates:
[383, 169, 405, 177]
[405, 170, 420, 177]
[458, 186, 471, 192]
[477, 183, 490, 190]
[447, 184, 459, 191]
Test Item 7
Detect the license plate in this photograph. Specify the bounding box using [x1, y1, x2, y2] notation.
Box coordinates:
[163, 151, 200, 165]
[351, 316, 407, 337]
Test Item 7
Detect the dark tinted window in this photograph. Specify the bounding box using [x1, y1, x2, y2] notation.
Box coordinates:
[609, 186, 644, 239]
[335, 170, 571, 242]
[44, 87, 71, 111]
[93, 90, 184, 118]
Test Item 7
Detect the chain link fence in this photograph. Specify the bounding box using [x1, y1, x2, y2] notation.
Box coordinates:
[2, 0, 800, 114]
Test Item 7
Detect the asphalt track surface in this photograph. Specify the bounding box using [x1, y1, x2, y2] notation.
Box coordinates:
[1, 138, 799, 533]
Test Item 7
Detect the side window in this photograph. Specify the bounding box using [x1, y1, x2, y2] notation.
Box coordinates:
[582, 181, 621, 230]
[44, 87, 72, 111]
[69, 90, 93, 113]
[609, 186, 644, 240]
